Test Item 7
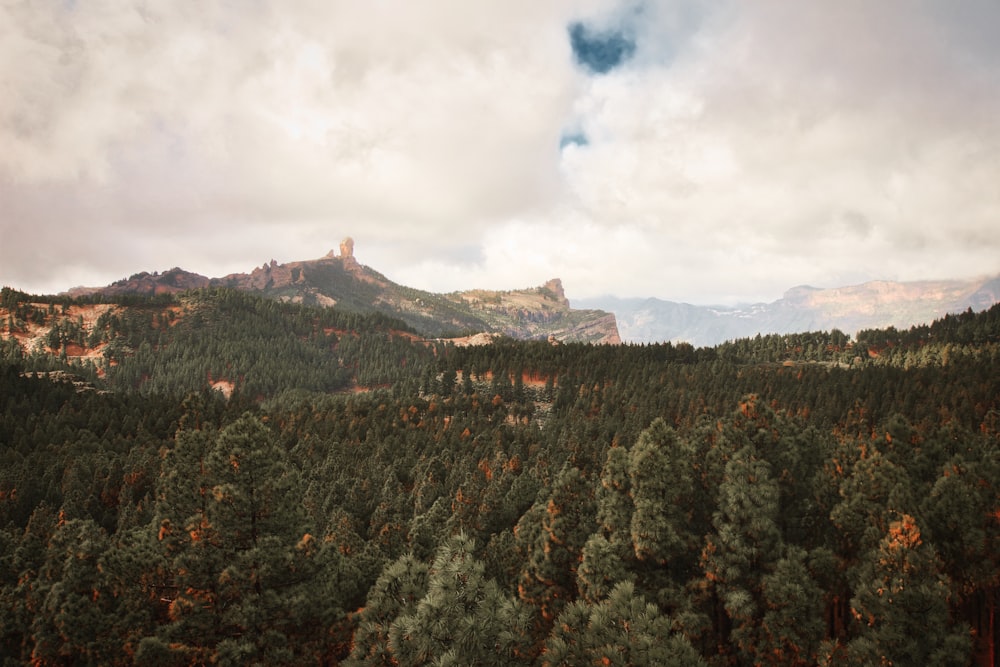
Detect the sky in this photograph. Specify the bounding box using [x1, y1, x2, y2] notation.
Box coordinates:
[1, 1, 999, 305]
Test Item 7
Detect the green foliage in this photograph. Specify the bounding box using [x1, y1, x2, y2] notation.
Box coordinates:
[542, 581, 706, 667]
[1, 301, 998, 663]
[388, 533, 532, 666]
[701, 415, 785, 665]
[628, 419, 699, 574]
[758, 547, 826, 665]
[846, 514, 971, 666]
[346, 554, 430, 666]
[152, 414, 345, 665]
[516, 464, 596, 625]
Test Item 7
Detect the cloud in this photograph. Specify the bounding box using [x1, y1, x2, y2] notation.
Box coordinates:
[0, 1, 593, 284]
[549, 1, 1000, 300]
[0, 1, 997, 303]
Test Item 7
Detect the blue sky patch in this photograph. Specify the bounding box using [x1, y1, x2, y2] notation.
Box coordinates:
[559, 132, 589, 149]
[568, 22, 636, 75]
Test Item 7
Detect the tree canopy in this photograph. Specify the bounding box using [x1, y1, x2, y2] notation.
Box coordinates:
[1, 292, 998, 665]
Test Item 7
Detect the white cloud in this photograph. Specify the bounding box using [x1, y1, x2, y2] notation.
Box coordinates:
[0, 1, 997, 302]
[545, 0, 1000, 301]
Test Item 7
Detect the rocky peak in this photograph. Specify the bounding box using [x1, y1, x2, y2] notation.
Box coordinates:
[58, 239, 619, 344]
[543, 278, 569, 306]
[340, 237, 355, 258]
[324, 237, 359, 270]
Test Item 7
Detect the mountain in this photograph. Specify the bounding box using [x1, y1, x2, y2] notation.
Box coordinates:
[578, 274, 1000, 346]
[65, 238, 621, 344]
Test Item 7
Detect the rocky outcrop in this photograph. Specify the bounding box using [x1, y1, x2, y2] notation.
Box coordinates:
[542, 278, 570, 307]
[562, 310, 621, 344]
[60, 241, 620, 344]
[340, 237, 355, 259]
[238, 259, 306, 291]
[339, 237, 360, 272]
[446, 279, 620, 343]
[67, 267, 210, 297]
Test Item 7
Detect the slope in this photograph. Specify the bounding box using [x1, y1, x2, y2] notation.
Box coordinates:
[66, 240, 620, 344]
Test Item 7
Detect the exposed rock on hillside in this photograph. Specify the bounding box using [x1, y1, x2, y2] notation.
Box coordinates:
[60, 241, 620, 344]
[67, 267, 210, 297]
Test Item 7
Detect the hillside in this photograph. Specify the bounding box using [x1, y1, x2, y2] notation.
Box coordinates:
[1, 296, 997, 665]
[66, 239, 620, 344]
[581, 273, 1000, 346]
[0, 287, 450, 397]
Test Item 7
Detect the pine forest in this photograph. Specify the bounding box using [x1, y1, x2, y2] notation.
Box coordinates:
[1, 286, 998, 666]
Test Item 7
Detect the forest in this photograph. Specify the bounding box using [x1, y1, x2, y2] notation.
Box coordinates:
[1, 286, 998, 666]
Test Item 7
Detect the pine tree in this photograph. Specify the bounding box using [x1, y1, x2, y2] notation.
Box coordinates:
[596, 445, 632, 545]
[628, 417, 702, 604]
[29, 517, 119, 665]
[577, 532, 632, 605]
[578, 445, 634, 603]
[923, 450, 1000, 662]
[100, 524, 172, 659]
[345, 554, 430, 667]
[847, 514, 971, 666]
[702, 441, 783, 664]
[380, 533, 531, 666]
[758, 547, 825, 666]
[3, 503, 59, 663]
[516, 464, 595, 624]
[153, 414, 316, 665]
[542, 581, 707, 667]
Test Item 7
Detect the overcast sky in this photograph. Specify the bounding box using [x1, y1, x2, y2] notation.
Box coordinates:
[2, 1, 998, 304]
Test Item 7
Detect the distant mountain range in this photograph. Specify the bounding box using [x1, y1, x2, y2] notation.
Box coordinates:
[56, 242, 1000, 347]
[66, 239, 621, 344]
[578, 274, 1000, 346]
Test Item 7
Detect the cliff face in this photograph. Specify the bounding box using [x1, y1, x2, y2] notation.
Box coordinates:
[61, 240, 620, 344]
[552, 310, 621, 345]
[445, 277, 619, 343]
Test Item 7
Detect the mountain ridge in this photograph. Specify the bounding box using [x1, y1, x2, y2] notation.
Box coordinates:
[41, 245, 1000, 347]
[63, 239, 621, 344]
[579, 273, 1000, 346]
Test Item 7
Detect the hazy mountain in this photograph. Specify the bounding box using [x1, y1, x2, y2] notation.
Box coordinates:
[65, 239, 621, 344]
[579, 274, 1000, 346]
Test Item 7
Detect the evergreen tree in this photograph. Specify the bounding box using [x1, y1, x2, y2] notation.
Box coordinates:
[2, 503, 59, 663]
[627, 417, 702, 608]
[542, 581, 707, 667]
[578, 445, 634, 603]
[152, 415, 316, 665]
[846, 514, 971, 666]
[345, 554, 430, 667]
[702, 440, 783, 664]
[923, 450, 1000, 661]
[577, 532, 633, 605]
[516, 464, 595, 624]
[830, 440, 917, 547]
[29, 517, 118, 665]
[596, 445, 632, 545]
[629, 419, 698, 568]
[100, 526, 168, 661]
[381, 534, 531, 666]
[758, 547, 825, 666]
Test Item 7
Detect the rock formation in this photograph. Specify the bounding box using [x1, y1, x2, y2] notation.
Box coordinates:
[339, 237, 359, 271]
[57, 243, 621, 344]
[340, 237, 355, 258]
[543, 278, 570, 307]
